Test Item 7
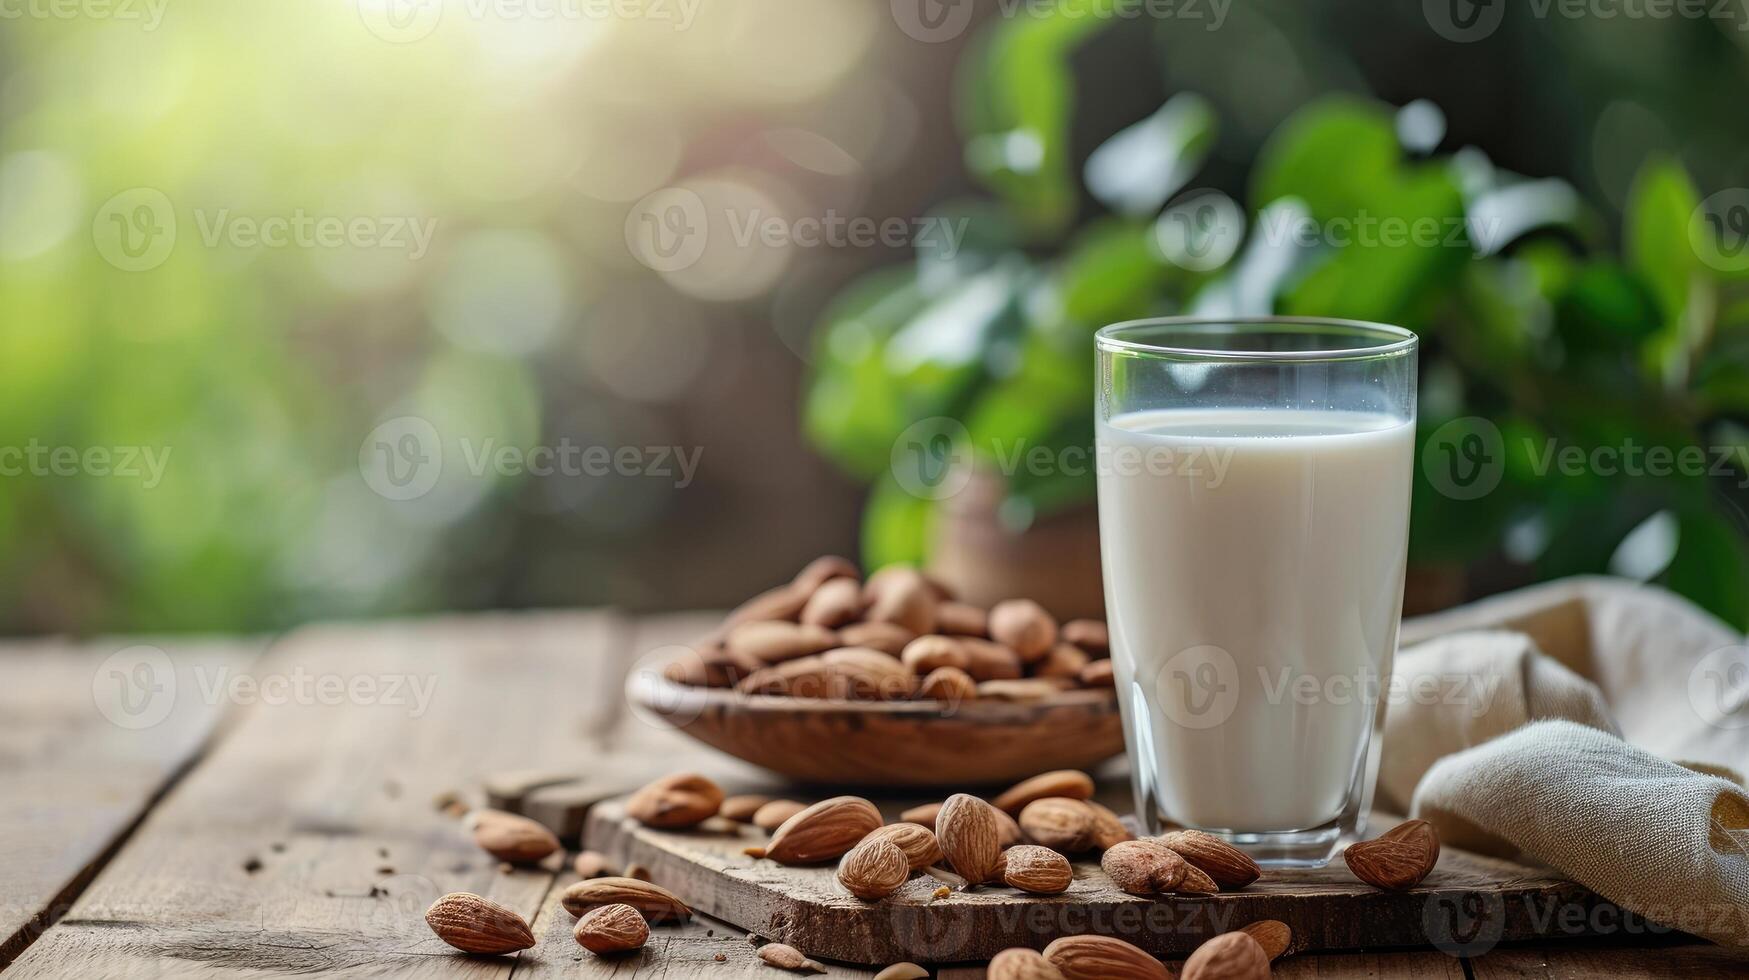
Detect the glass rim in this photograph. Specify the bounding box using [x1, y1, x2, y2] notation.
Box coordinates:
[1096, 316, 1418, 363]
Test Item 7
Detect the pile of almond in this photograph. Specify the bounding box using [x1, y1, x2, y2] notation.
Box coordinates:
[663, 557, 1115, 702]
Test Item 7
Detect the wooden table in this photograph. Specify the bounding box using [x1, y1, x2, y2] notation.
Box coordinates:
[3, 611, 1745, 978]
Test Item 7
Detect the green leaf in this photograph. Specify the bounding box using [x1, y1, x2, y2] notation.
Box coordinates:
[861, 476, 935, 569]
[1083, 93, 1217, 217]
[1625, 158, 1714, 384]
[1250, 96, 1400, 219]
[1662, 508, 1749, 629]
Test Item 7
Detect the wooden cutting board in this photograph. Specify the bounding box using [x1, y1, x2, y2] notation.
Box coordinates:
[582, 796, 1622, 966]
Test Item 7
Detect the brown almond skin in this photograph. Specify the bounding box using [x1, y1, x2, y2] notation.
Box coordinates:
[800, 576, 863, 628]
[625, 773, 724, 829]
[992, 770, 1096, 814]
[989, 947, 1067, 980]
[836, 621, 916, 656]
[837, 838, 911, 900]
[723, 583, 808, 630]
[559, 877, 690, 922]
[977, 678, 1068, 702]
[471, 810, 561, 864]
[1159, 829, 1262, 889]
[960, 638, 1024, 681]
[1344, 836, 1435, 890]
[937, 793, 1003, 884]
[425, 892, 536, 954]
[1085, 800, 1134, 849]
[574, 902, 649, 954]
[873, 963, 932, 980]
[989, 599, 1058, 663]
[1381, 818, 1442, 867]
[1034, 643, 1089, 680]
[1181, 931, 1270, 980]
[935, 601, 990, 637]
[1002, 844, 1073, 894]
[764, 796, 883, 864]
[918, 665, 979, 705]
[1061, 619, 1109, 653]
[1018, 798, 1098, 853]
[726, 620, 839, 664]
[1102, 839, 1187, 894]
[573, 850, 616, 879]
[720, 794, 774, 822]
[820, 647, 917, 701]
[1238, 919, 1292, 960]
[1177, 864, 1219, 894]
[1042, 935, 1169, 980]
[992, 805, 1027, 849]
[753, 799, 809, 831]
[900, 635, 969, 674]
[793, 555, 859, 594]
[863, 822, 943, 870]
[899, 802, 941, 830]
[864, 569, 938, 635]
[1077, 659, 1115, 688]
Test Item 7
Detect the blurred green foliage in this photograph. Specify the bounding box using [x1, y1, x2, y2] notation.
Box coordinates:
[805, 11, 1749, 627]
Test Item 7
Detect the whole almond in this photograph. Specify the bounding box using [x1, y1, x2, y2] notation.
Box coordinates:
[1085, 801, 1134, 849]
[723, 583, 809, 630]
[560, 877, 690, 922]
[900, 635, 969, 674]
[937, 793, 1003, 884]
[935, 601, 990, 637]
[863, 564, 952, 602]
[989, 599, 1058, 663]
[1344, 836, 1435, 890]
[836, 621, 916, 656]
[758, 942, 826, 973]
[864, 568, 938, 635]
[666, 644, 762, 688]
[793, 555, 859, 594]
[899, 802, 941, 830]
[625, 773, 724, 829]
[753, 799, 809, 831]
[738, 656, 832, 698]
[801, 577, 863, 628]
[1002, 844, 1073, 894]
[721, 795, 775, 823]
[1238, 920, 1291, 961]
[960, 638, 1024, 681]
[425, 892, 536, 954]
[727, 620, 839, 664]
[1034, 643, 1089, 680]
[989, 948, 1067, 980]
[1061, 619, 1109, 654]
[873, 964, 930, 980]
[763, 796, 883, 864]
[1102, 839, 1186, 894]
[821, 647, 916, 700]
[1078, 659, 1115, 688]
[1018, 798, 1098, 853]
[919, 666, 978, 704]
[1382, 818, 1442, 868]
[978, 678, 1069, 702]
[837, 838, 911, 900]
[1042, 935, 1168, 980]
[1176, 864, 1219, 894]
[993, 770, 1096, 814]
[1158, 830, 1262, 889]
[574, 850, 616, 879]
[574, 902, 649, 955]
[1181, 931, 1269, 980]
[863, 822, 943, 870]
[993, 805, 1027, 849]
[470, 810, 560, 864]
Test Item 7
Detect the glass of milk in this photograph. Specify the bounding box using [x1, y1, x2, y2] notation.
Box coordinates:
[1094, 317, 1417, 867]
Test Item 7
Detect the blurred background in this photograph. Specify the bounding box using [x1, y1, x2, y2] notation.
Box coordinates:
[1, 0, 1746, 635]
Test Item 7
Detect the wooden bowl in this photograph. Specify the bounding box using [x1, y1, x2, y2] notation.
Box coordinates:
[627, 674, 1126, 788]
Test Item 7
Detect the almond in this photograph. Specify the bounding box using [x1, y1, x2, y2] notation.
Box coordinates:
[935, 601, 990, 637]
[864, 568, 938, 635]
[900, 635, 969, 674]
[936, 793, 1003, 884]
[836, 621, 916, 656]
[1382, 818, 1442, 868]
[1101, 839, 1186, 894]
[667, 644, 761, 688]
[758, 942, 826, 973]
[560, 877, 690, 922]
[1002, 844, 1073, 894]
[721, 795, 775, 823]
[993, 805, 1027, 849]
[918, 665, 978, 704]
[425, 892, 535, 954]
[820, 647, 916, 700]
[727, 620, 839, 664]
[1042, 935, 1168, 980]
[1181, 931, 1269, 980]
[1238, 920, 1291, 961]
[899, 802, 941, 830]
[793, 555, 859, 594]
[723, 583, 809, 630]
[873, 964, 930, 980]
[989, 599, 1058, 663]
[625, 773, 724, 829]
[992, 770, 1096, 814]
[738, 656, 832, 698]
[1158, 830, 1261, 889]
[1344, 836, 1435, 890]
[763, 796, 883, 864]
[1078, 659, 1115, 688]
[1176, 863, 1219, 895]
[978, 678, 1069, 702]
[1085, 800, 1134, 849]
[800, 577, 863, 628]
[753, 799, 809, 831]
[1034, 643, 1089, 680]
[989, 948, 1067, 980]
[470, 810, 560, 864]
[837, 838, 911, 900]
[573, 902, 649, 955]
[960, 638, 1024, 681]
[1061, 619, 1108, 654]
[1018, 798, 1098, 853]
[863, 822, 943, 870]
[573, 850, 616, 879]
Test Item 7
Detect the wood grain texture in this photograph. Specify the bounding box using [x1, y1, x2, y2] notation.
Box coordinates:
[0, 636, 258, 966]
[3, 613, 627, 979]
[1469, 944, 1749, 978]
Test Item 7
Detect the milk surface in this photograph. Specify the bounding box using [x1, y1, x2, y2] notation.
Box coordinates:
[1095, 408, 1413, 833]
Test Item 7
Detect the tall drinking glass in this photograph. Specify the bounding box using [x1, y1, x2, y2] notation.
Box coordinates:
[1094, 317, 1417, 867]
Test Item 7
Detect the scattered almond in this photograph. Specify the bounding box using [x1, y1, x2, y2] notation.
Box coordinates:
[1381, 818, 1442, 868]
[1158, 830, 1262, 889]
[763, 796, 883, 864]
[989, 947, 1067, 980]
[900, 635, 969, 674]
[1077, 659, 1115, 688]
[936, 793, 1003, 884]
[721, 795, 775, 822]
[1101, 839, 1186, 895]
[1085, 800, 1134, 849]
[992, 806, 1027, 849]
[625, 863, 651, 882]
[1042, 935, 1168, 980]
[1344, 834, 1436, 890]
[425, 892, 535, 954]
[470, 810, 560, 864]
[873, 963, 930, 980]
[918, 665, 979, 704]
[573, 850, 615, 879]
[977, 678, 1069, 702]
[1060, 620, 1108, 654]
[1018, 798, 1098, 853]
[1177, 864, 1219, 895]
[935, 601, 990, 637]
[989, 599, 1058, 663]
[573, 902, 649, 955]
[753, 799, 809, 831]
[836, 838, 910, 900]
[1238, 920, 1292, 961]
[1181, 931, 1269, 980]
[560, 877, 690, 923]
[899, 802, 941, 830]
[992, 771, 1095, 814]
[625, 773, 724, 829]
[757, 942, 826, 973]
[1002, 844, 1073, 894]
[801, 577, 863, 628]
[863, 822, 943, 870]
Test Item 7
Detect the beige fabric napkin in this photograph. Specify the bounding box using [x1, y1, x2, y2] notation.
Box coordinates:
[1383, 577, 1749, 946]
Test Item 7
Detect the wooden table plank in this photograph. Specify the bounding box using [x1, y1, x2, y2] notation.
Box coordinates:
[4, 613, 629, 979]
[0, 637, 258, 967]
[1470, 944, 1749, 978]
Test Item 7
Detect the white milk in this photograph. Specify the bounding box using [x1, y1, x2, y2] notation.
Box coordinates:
[1095, 408, 1413, 834]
